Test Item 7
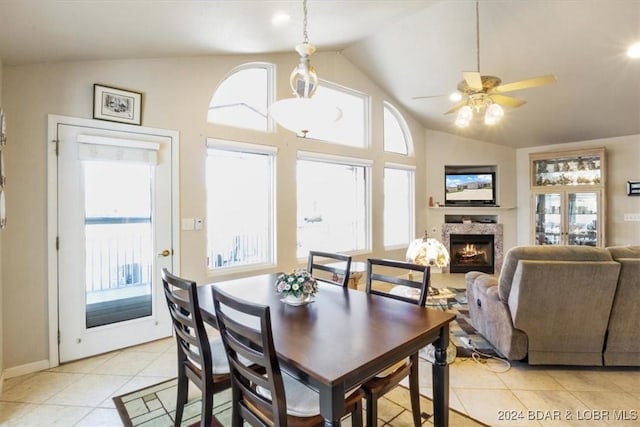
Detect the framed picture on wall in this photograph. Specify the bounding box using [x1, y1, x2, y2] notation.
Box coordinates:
[93, 84, 142, 125]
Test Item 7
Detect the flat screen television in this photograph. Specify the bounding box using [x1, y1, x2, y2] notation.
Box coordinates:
[444, 172, 497, 206]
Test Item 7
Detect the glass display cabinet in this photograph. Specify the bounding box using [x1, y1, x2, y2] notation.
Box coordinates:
[530, 148, 605, 246]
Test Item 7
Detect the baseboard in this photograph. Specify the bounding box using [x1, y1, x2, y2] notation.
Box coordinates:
[2, 359, 51, 379]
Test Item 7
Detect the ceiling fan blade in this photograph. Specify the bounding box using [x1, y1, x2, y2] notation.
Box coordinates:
[490, 94, 527, 108]
[463, 71, 483, 90]
[444, 100, 467, 115]
[493, 74, 557, 93]
[412, 94, 446, 100]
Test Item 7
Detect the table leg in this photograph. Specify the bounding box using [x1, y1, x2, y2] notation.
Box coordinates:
[319, 383, 345, 426]
[432, 324, 450, 427]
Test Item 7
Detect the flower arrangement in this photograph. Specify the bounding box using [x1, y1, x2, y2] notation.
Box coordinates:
[275, 269, 318, 299]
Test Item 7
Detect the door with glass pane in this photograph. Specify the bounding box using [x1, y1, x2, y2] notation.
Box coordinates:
[57, 123, 174, 362]
[532, 191, 601, 246]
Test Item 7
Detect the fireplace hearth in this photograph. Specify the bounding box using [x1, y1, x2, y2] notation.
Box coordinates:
[449, 234, 495, 274]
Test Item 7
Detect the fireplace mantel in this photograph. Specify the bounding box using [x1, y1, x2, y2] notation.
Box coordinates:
[442, 223, 503, 274]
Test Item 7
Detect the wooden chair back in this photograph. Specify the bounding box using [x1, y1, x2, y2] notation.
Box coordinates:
[161, 268, 230, 426]
[212, 286, 289, 426]
[307, 250, 352, 287]
[365, 258, 430, 306]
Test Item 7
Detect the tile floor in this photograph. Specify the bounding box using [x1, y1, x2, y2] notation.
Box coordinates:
[1, 273, 639, 426]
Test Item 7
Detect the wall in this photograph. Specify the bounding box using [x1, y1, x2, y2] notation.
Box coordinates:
[516, 135, 640, 246]
[423, 129, 518, 252]
[0, 56, 4, 389]
[2, 52, 426, 370]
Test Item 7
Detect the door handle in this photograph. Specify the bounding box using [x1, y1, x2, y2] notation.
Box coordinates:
[158, 249, 172, 257]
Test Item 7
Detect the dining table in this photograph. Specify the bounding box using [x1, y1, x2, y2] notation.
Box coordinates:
[197, 272, 456, 427]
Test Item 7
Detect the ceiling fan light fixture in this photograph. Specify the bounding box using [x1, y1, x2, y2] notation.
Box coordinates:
[449, 91, 463, 102]
[455, 105, 473, 127]
[484, 103, 504, 125]
[627, 42, 640, 58]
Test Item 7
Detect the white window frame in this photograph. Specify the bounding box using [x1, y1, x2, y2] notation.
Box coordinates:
[205, 138, 277, 274]
[296, 150, 372, 261]
[383, 101, 413, 155]
[383, 162, 416, 250]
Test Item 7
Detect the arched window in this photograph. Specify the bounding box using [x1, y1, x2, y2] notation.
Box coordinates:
[305, 81, 369, 148]
[208, 63, 274, 132]
[383, 102, 411, 155]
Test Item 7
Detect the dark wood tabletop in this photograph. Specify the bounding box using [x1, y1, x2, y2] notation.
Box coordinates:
[197, 272, 455, 427]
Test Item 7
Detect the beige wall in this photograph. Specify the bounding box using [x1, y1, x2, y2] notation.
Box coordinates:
[2, 52, 426, 370]
[0, 56, 4, 385]
[516, 135, 640, 246]
[423, 129, 518, 251]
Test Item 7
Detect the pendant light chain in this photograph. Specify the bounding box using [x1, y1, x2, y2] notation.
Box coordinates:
[302, 0, 309, 44]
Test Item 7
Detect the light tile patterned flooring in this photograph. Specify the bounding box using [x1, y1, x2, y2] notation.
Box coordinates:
[1, 273, 639, 426]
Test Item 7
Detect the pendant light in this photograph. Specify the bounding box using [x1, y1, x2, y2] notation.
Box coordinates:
[268, 0, 342, 137]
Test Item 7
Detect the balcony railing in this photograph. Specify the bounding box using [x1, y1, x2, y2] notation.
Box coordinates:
[85, 217, 152, 293]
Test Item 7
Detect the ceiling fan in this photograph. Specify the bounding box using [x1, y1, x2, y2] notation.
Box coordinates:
[414, 1, 556, 127]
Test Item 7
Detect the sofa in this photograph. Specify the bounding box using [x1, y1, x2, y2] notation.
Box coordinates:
[465, 245, 640, 366]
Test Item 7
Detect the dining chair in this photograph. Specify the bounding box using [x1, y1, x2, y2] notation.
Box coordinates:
[306, 250, 353, 287]
[161, 268, 231, 427]
[361, 258, 431, 427]
[211, 286, 364, 427]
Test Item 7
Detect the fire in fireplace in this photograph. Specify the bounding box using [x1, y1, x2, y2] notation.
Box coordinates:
[449, 234, 495, 274]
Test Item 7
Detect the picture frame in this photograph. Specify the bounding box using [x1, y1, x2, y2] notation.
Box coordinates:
[93, 84, 142, 125]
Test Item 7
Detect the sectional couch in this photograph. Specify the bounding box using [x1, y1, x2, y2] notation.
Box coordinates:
[465, 245, 640, 366]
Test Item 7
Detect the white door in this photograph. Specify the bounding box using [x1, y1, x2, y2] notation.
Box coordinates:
[55, 121, 175, 362]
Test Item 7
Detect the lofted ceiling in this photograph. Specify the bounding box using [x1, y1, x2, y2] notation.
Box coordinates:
[0, 0, 638, 148]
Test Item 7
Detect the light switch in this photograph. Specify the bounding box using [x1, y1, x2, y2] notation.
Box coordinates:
[181, 218, 195, 230]
[195, 218, 203, 230]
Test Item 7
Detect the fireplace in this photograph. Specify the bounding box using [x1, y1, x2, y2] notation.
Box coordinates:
[449, 234, 495, 274]
[442, 218, 503, 274]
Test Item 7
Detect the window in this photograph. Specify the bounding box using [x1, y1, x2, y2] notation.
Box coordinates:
[384, 165, 415, 248]
[305, 81, 369, 148]
[206, 139, 276, 270]
[207, 63, 274, 132]
[383, 102, 411, 155]
[296, 152, 370, 257]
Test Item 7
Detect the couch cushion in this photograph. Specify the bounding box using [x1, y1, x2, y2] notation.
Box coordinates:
[606, 245, 640, 260]
[498, 246, 613, 301]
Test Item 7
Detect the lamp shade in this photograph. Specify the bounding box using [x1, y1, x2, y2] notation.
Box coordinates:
[269, 97, 342, 136]
[406, 237, 450, 268]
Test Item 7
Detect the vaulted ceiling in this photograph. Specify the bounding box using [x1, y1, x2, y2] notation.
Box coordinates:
[0, 0, 638, 148]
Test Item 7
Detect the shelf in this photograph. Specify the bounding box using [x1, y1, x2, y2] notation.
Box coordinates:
[428, 206, 515, 210]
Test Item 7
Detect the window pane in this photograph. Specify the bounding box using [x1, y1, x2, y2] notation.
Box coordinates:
[208, 65, 271, 132]
[297, 159, 368, 257]
[384, 167, 414, 247]
[206, 148, 274, 269]
[83, 161, 153, 328]
[383, 103, 409, 155]
[306, 84, 367, 147]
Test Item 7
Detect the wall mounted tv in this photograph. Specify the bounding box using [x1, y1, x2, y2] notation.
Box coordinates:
[444, 172, 497, 206]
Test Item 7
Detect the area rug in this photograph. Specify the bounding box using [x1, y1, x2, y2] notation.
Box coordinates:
[113, 378, 488, 426]
[427, 288, 501, 358]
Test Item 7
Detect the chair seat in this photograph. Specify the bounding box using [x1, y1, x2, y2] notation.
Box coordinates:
[375, 358, 409, 378]
[257, 372, 322, 417]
